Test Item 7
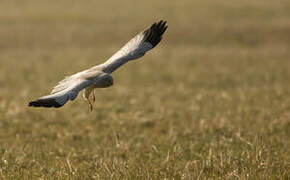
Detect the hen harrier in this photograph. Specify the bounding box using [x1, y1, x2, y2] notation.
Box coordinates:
[28, 20, 167, 110]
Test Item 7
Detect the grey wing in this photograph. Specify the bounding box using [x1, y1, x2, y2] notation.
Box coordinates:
[99, 20, 168, 73]
[28, 77, 93, 108]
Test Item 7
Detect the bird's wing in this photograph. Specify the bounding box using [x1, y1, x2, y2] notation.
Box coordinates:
[99, 20, 167, 73]
[28, 75, 94, 108]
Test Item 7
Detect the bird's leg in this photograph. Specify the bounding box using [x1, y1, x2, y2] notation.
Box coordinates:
[88, 98, 93, 111]
[88, 90, 96, 111]
[83, 87, 95, 111]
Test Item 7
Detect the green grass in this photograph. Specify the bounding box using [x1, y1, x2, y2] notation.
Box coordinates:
[0, 0, 290, 179]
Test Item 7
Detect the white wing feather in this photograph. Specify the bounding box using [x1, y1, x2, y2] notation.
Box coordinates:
[99, 20, 167, 73]
[50, 70, 88, 94]
[29, 78, 93, 108]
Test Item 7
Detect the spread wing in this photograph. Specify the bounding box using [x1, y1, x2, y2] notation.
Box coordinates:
[28, 20, 168, 109]
[100, 20, 168, 73]
[28, 76, 94, 108]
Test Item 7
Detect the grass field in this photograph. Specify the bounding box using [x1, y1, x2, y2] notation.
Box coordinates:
[0, 0, 290, 179]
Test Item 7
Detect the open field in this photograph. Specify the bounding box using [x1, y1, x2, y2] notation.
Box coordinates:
[0, 0, 290, 179]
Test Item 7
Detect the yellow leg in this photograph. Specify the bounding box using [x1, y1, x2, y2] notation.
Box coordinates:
[88, 99, 93, 111]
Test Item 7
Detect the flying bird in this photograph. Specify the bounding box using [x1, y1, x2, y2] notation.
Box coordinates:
[28, 20, 168, 110]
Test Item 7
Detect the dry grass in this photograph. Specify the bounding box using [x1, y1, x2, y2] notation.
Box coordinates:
[0, 0, 290, 179]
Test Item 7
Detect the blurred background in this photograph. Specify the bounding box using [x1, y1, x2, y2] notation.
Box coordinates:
[0, 0, 290, 178]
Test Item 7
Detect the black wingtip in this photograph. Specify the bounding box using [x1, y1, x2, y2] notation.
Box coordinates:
[28, 99, 62, 108]
[144, 20, 168, 47]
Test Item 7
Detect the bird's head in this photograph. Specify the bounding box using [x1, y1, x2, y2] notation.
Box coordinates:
[103, 75, 113, 87]
[94, 73, 113, 88]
